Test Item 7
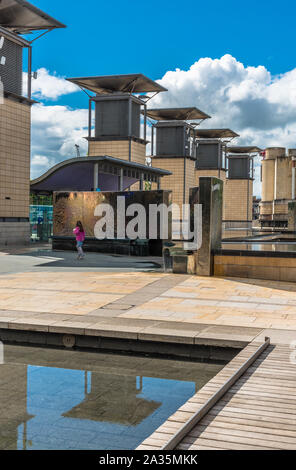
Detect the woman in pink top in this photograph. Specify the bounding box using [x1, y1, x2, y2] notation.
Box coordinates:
[73, 221, 85, 260]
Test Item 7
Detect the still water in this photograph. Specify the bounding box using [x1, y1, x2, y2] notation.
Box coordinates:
[0, 344, 225, 450]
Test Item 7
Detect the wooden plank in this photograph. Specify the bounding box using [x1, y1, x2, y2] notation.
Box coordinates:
[206, 378, 296, 389]
[182, 431, 280, 450]
[140, 342, 296, 451]
[204, 385, 296, 399]
[208, 388, 296, 402]
[188, 396, 296, 414]
[142, 436, 167, 446]
[230, 382, 296, 392]
[137, 444, 159, 450]
[205, 380, 296, 392]
[177, 437, 271, 451]
[186, 425, 296, 450]
[233, 371, 296, 380]
[211, 404, 296, 419]
[189, 392, 296, 408]
[189, 423, 296, 445]
[199, 414, 296, 434]
[206, 408, 296, 426]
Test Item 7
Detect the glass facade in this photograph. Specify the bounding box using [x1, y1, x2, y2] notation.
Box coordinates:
[30, 195, 53, 242]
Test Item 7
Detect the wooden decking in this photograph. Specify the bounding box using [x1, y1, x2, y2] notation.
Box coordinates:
[137, 340, 296, 450]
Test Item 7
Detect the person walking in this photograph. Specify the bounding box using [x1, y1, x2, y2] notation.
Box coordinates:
[73, 221, 85, 260]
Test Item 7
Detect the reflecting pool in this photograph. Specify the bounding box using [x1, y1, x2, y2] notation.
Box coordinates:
[0, 344, 225, 450]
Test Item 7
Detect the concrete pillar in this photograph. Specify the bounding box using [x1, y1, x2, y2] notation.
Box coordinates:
[119, 168, 124, 191]
[288, 150, 296, 200]
[195, 177, 223, 276]
[261, 149, 278, 203]
[288, 201, 296, 231]
[93, 163, 99, 190]
[274, 151, 291, 201]
[139, 173, 144, 191]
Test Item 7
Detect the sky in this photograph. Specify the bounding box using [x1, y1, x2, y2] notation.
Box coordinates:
[25, 0, 296, 196]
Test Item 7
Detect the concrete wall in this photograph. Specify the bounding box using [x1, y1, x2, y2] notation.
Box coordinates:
[88, 139, 146, 165]
[0, 97, 31, 245]
[0, 222, 30, 246]
[214, 254, 296, 283]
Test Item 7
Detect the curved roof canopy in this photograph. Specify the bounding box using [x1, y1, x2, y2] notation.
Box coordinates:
[227, 146, 262, 154]
[66, 74, 167, 95]
[145, 107, 210, 121]
[31, 156, 171, 193]
[195, 129, 239, 139]
[0, 0, 66, 33]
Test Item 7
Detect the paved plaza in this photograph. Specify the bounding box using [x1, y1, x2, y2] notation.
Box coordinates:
[0, 245, 296, 346]
[1, 245, 296, 451]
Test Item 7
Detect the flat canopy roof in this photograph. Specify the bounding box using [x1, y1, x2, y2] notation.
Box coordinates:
[66, 74, 167, 95]
[0, 0, 66, 33]
[227, 146, 262, 154]
[195, 129, 239, 139]
[145, 107, 211, 121]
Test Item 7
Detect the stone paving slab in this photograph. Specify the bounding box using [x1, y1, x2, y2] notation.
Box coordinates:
[0, 265, 295, 347]
[0, 308, 263, 348]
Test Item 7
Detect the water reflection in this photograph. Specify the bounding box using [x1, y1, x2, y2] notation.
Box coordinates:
[0, 345, 224, 451]
[222, 229, 296, 253]
[222, 243, 296, 253]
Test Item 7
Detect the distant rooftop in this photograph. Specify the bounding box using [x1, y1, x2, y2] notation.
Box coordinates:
[145, 107, 210, 121]
[66, 74, 167, 95]
[227, 146, 262, 154]
[195, 129, 239, 139]
[0, 0, 66, 33]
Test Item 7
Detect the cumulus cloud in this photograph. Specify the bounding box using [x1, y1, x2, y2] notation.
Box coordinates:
[30, 58, 296, 195]
[150, 54, 296, 148]
[31, 103, 88, 179]
[24, 68, 79, 100]
[146, 54, 296, 196]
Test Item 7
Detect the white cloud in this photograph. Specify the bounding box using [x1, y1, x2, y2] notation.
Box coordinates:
[31, 103, 88, 179]
[150, 54, 296, 145]
[30, 58, 296, 196]
[31, 155, 50, 166]
[24, 68, 79, 100]
[147, 54, 296, 195]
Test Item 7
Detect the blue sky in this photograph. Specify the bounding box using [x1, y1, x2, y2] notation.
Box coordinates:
[27, 1, 296, 196]
[32, 0, 295, 87]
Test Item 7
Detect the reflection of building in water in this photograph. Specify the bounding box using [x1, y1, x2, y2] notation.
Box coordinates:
[222, 229, 254, 240]
[0, 0, 65, 247]
[0, 364, 34, 450]
[63, 373, 161, 426]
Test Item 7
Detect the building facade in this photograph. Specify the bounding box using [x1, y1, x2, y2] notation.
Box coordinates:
[0, 0, 65, 246]
[223, 147, 260, 229]
[0, 28, 32, 246]
[260, 147, 296, 228]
